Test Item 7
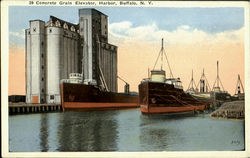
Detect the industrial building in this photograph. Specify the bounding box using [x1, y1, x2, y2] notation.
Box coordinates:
[25, 8, 117, 104]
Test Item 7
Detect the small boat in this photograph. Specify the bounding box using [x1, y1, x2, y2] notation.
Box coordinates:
[138, 39, 207, 114]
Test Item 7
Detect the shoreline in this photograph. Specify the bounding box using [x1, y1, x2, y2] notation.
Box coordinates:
[210, 100, 245, 120]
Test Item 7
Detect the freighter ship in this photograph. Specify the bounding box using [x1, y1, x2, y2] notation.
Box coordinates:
[60, 74, 139, 111]
[186, 69, 212, 103]
[139, 39, 207, 114]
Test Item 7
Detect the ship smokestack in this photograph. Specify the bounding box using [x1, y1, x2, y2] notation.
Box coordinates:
[124, 84, 130, 94]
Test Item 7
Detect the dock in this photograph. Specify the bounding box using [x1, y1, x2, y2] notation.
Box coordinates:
[210, 100, 244, 119]
[9, 102, 62, 115]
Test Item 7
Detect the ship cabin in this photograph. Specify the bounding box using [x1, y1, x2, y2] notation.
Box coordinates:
[141, 69, 183, 90]
[213, 86, 221, 93]
[60, 73, 83, 84]
[165, 78, 183, 90]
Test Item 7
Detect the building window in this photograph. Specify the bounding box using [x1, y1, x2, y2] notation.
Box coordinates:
[71, 26, 75, 32]
[41, 65, 44, 69]
[41, 77, 44, 81]
[49, 29, 52, 33]
[41, 54, 44, 58]
[55, 20, 61, 27]
[63, 23, 69, 30]
[33, 28, 36, 32]
[41, 41, 44, 46]
[41, 88, 44, 93]
[28, 31, 30, 34]
[50, 95, 54, 100]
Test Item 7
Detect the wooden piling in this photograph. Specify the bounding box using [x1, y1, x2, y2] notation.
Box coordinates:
[9, 103, 62, 115]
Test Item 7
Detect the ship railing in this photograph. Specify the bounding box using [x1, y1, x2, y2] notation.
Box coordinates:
[60, 79, 83, 84]
[69, 73, 83, 79]
[141, 78, 150, 83]
[60, 79, 70, 83]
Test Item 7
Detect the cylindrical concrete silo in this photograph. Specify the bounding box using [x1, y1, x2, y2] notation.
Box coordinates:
[63, 36, 68, 79]
[25, 29, 31, 103]
[46, 27, 62, 104]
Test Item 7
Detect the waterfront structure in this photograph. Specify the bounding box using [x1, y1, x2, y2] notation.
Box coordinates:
[26, 8, 117, 104]
[79, 9, 117, 92]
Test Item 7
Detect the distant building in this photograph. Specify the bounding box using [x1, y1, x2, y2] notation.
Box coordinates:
[25, 8, 117, 104]
[9, 95, 26, 103]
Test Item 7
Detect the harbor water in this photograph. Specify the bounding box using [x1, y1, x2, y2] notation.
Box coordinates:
[9, 109, 244, 151]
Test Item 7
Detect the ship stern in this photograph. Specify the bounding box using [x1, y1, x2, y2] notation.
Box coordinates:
[139, 81, 149, 113]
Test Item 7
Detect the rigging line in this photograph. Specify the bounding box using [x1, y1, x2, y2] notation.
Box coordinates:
[163, 49, 174, 78]
[212, 79, 217, 91]
[219, 78, 225, 91]
[191, 70, 193, 88]
[204, 76, 211, 92]
[239, 75, 244, 93]
[192, 70, 198, 89]
[235, 79, 239, 95]
[203, 70, 211, 91]
[161, 50, 163, 70]
[187, 80, 193, 90]
[161, 38, 164, 70]
[153, 49, 162, 70]
[217, 61, 219, 87]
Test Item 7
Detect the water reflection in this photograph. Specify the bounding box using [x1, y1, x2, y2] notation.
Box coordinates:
[39, 114, 49, 151]
[140, 128, 169, 150]
[57, 111, 118, 151]
[139, 114, 186, 151]
[9, 109, 244, 151]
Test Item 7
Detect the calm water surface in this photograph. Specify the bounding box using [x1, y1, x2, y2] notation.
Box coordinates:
[9, 109, 244, 151]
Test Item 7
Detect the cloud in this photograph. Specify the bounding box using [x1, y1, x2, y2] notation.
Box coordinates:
[108, 21, 244, 94]
[109, 21, 132, 34]
[9, 29, 25, 39]
[109, 21, 244, 46]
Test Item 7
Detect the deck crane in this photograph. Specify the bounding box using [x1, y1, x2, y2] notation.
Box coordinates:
[117, 76, 130, 94]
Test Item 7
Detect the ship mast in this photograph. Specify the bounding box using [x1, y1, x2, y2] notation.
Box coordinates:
[152, 38, 174, 78]
[187, 69, 197, 92]
[212, 61, 225, 92]
[196, 68, 211, 92]
[234, 74, 244, 94]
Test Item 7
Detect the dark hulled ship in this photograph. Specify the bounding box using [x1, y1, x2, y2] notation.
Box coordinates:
[139, 39, 207, 114]
[60, 74, 139, 112]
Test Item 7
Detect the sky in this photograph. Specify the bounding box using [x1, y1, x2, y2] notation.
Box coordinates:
[8, 6, 245, 95]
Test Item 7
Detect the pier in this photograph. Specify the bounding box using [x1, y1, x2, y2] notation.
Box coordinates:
[9, 102, 62, 115]
[210, 100, 244, 119]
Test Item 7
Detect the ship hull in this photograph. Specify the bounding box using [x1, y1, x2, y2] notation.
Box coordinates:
[139, 81, 207, 114]
[60, 83, 139, 111]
